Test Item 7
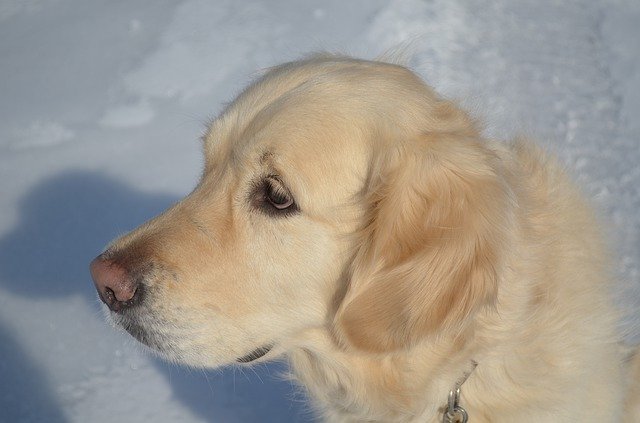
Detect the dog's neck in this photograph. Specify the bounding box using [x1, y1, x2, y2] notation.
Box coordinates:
[288, 328, 479, 422]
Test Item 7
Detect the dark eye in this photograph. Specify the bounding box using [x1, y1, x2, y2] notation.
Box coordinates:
[265, 181, 294, 210]
[253, 177, 298, 217]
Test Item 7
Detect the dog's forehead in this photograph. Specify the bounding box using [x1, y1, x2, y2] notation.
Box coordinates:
[205, 82, 381, 190]
[200, 57, 458, 209]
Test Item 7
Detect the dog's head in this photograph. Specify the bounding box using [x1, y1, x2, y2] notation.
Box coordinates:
[90, 55, 512, 367]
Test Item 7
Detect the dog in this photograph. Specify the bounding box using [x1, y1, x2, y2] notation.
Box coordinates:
[90, 55, 638, 422]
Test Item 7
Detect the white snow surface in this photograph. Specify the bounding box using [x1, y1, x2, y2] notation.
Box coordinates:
[1, 0, 639, 422]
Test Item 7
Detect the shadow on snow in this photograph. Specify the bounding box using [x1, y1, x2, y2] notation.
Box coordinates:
[0, 170, 314, 422]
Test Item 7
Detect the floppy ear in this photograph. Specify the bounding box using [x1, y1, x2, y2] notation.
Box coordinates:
[335, 134, 512, 352]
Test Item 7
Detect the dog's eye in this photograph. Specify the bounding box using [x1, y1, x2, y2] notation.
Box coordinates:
[266, 181, 294, 210]
[255, 177, 298, 216]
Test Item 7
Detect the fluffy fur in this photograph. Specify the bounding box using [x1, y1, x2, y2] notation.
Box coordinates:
[97, 55, 638, 422]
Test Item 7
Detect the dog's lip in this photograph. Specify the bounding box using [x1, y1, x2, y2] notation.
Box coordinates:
[119, 317, 159, 349]
[236, 345, 273, 363]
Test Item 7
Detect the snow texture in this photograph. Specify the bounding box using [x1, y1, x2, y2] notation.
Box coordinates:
[0, 0, 638, 422]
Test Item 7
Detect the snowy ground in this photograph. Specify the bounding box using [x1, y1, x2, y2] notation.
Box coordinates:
[1, 0, 638, 422]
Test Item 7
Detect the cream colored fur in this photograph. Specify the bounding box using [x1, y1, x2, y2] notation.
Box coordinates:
[103, 55, 638, 422]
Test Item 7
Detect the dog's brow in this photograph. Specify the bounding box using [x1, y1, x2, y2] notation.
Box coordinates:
[259, 150, 274, 165]
[255, 149, 299, 196]
[258, 150, 289, 179]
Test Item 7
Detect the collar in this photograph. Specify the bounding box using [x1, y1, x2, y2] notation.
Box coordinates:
[442, 360, 477, 423]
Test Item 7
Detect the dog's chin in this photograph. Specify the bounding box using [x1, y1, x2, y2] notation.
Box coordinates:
[106, 310, 173, 356]
[104, 306, 276, 367]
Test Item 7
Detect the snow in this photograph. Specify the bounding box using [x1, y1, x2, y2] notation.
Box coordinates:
[9, 120, 76, 149]
[0, 0, 638, 421]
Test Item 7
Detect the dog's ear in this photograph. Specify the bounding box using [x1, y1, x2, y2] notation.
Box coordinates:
[335, 133, 512, 352]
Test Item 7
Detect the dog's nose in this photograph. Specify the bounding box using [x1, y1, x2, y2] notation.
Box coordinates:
[90, 255, 140, 312]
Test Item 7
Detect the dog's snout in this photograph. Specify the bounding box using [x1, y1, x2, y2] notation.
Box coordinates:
[90, 255, 141, 312]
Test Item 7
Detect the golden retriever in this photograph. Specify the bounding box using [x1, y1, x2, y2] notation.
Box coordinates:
[90, 55, 638, 422]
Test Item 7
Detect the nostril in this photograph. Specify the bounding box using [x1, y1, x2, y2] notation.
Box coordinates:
[90, 255, 140, 312]
[103, 287, 117, 304]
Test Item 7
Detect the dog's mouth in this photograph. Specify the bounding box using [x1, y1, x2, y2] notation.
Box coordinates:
[109, 303, 274, 365]
[236, 345, 273, 363]
[118, 316, 166, 351]
[107, 306, 174, 356]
